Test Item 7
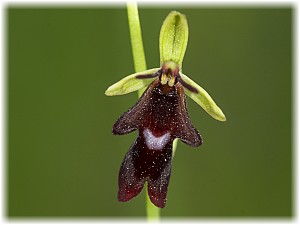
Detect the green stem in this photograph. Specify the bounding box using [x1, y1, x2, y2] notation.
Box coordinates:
[127, 2, 160, 221]
[126, 2, 147, 97]
[127, 2, 180, 221]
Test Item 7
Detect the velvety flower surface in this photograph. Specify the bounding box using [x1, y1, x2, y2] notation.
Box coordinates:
[113, 74, 202, 208]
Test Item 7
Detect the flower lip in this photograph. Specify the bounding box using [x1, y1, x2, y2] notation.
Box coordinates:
[114, 78, 202, 208]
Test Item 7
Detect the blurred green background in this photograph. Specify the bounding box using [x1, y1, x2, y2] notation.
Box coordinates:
[7, 6, 292, 218]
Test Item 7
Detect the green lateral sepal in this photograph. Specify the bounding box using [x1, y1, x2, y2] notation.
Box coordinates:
[180, 73, 226, 121]
[105, 68, 160, 96]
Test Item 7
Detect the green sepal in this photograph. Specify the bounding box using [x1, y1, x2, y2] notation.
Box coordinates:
[180, 73, 226, 121]
[105, 68, 160, 96]
[159, 11, 188, 69]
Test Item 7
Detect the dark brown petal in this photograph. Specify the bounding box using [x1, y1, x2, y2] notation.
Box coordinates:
[114, 79, 202, 207]
[178, 76, 199, 93]
[118, 138, 146, 202]
[135, 70, 161, 79]
[174, 84, 202, 147]
[112, 80, 159, 135]
[118, 134, 173, 208]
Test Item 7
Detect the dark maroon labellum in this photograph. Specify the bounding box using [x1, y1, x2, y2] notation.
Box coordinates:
[112, 77, 202, 208]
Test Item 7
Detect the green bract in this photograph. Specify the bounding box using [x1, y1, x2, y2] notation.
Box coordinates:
[105, 11, 226, 122]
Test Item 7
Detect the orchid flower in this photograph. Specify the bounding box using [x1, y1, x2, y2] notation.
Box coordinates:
[105, 11, 226, 208]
